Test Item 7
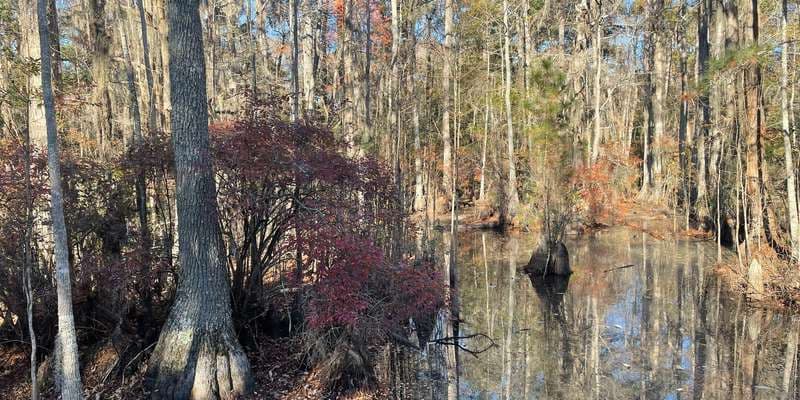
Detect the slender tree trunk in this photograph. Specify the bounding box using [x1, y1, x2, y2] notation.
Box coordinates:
[156, 0, 171, 129]
[23, 83, 38, 400]
[640, 12, 654, 195]
[503, 0, 520, 219]
[290, 0, 299, 121]
[119, 4, 153, 323]
[678, 3, 689, 228]
[301, 0, 317, 113]
[590, 2, 603, 164]
[651, 0, 666, 197]
[412, 6, 424, 212]
[145, 0, 253, 397]
[781, 0, 800, 260]
[89, 0, 113, 155]
[134, 0, 157, 132]
[366, 0, 373, 134]
[479, 33, 490, 202]
[37, 0, 83, 395]
[342, 0, 357, 154]
[47, 0, 61, 87]
[442, 0, 454, 198]
[20, 0, 47, 147]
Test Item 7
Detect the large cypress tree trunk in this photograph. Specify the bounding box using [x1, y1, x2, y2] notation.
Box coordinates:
[741, 0, 766, 249]
[36, 0, 83, 396]
[145, 0, 253, 397]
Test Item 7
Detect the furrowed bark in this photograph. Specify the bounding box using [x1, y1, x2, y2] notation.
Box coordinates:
[145, 0, 253, 397]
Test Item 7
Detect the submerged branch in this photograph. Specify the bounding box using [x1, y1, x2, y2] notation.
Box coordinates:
[427, 333, 497, 358]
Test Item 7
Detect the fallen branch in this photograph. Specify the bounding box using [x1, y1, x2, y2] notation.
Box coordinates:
[603, 264, 635, 273]
[428, 333, 497, 358]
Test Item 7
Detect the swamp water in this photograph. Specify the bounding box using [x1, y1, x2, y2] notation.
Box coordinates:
[392, 226, 800, 400]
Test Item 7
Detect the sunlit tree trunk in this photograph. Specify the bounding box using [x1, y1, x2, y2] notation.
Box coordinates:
[783, 318, 799, 393]
[412, 9, 424, 212]
[741, 0, 766, 248]
[781, 0, 800, 260]
[695, 0, 712, 223]
[341, 0, 359, 154]
[20, 0, 47, 147]
[301, 0, 317, 113]
[640, 9, 654, 195]
[89, 0, 113, 155]
[23, 73, 38, 400]
[503, 0, 519, 219]
[290, 0, 300, 121]
[47, 0, 61, 87]
[479, 31, 490, 202]
[134, 0, 157, 132]
[156, 0, 171, 129]
[37, 0, 83, 395]
[590, 2, 603, 164]
[650, 0, 666, 197]
[442, 0, 454, 198]
[678, 2, 689, 229]
[145, 0, 253, 397]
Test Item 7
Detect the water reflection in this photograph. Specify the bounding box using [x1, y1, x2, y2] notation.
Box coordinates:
[406, 227, 800, 399]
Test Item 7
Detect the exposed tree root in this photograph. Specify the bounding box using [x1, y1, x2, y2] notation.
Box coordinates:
[146, 321, 252, 400]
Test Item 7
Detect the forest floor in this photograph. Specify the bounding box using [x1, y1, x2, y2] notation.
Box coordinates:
[0, 336, 390, 400]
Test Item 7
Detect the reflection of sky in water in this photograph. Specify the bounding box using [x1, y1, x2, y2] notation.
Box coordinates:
[406, 226, 800, 400]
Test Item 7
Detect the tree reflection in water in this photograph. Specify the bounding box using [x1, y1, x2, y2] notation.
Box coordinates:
[398, 226, 800, 400]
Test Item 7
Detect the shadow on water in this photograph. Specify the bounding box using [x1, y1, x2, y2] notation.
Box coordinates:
[394, 227, 800, 400]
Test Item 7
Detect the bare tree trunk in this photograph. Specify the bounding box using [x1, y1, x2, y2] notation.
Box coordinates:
[590, 2, 603, 164]
[741, 0, 766, 248]
[479, 32, 490, 202]
[651, 0, 666, 197]
[156, 0, 171, 129]
[678, 2, 689, 229]
[47, 0, 61, 87]
[342, 0, 358, 154]
[119, 3, 153, 321]
[442, 0, 454, 198]
[37, 0, 83, 395]
[781, 0, 800, 260]
[301, 0, 317, 113]
[145, 0, 253, 397]
[503, 0, 519, 219]
[389, 0, 399, 195]
[411, 3, 424, 212]
[695, 0, 712, 223]
[290, 0, 299, 121]
[20, 0, 47, 147]
[640, 9, 654, 196]
[23, 78, 38, 400]
[89, 0, 113, 155]
[366, 0, 374, 135]
[134, 0, 157, 132]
